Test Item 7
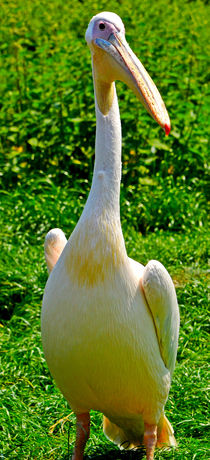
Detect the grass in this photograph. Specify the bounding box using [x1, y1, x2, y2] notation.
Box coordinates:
[0, 0, 209, 458]
[0, 219, 209, 458]
[0, 0, 209, 234]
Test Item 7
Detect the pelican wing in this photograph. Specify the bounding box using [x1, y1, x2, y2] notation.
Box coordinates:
[44, 228, 67, 273]
[142, 260, 179, 375]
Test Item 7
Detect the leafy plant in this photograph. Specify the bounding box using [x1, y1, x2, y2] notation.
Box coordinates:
[0, 0, 209, 233]
[0, 1, 209, 458]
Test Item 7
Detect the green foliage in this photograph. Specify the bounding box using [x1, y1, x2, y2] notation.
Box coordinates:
[0, 1, 209, 458]
[0, 0, 209, 232]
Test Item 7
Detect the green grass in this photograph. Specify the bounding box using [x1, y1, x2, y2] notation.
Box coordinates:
[1, 213, 209, 458]
[0, 0, 209, 233]
[0, 0, 209, 458]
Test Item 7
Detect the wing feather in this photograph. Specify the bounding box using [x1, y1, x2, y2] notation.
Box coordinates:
[44, 228, 67, 273]
[141, 260, 179, 375]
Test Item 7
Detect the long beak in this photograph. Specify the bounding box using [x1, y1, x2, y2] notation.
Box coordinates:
[95, 33, 170, 135]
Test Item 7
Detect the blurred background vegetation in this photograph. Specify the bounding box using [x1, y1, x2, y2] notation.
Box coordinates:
[0, 0, 209, 235]
[0, 0, 209, 458]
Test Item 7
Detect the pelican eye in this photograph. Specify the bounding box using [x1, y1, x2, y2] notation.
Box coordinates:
[99, 22, 105, 30]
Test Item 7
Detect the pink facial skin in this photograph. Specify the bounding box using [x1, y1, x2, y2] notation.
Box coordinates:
[91, 19, 121, 42]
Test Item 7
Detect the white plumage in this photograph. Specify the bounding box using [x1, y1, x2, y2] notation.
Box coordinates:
[42, 12, 179, 460]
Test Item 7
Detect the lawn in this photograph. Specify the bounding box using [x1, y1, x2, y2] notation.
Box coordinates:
[0, 0, 209, 458]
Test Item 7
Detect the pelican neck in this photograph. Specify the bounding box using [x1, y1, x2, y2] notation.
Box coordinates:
[82, 79, 122, 221]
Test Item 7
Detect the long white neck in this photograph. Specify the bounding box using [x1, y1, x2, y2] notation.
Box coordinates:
[81, 77, 122, 222]
[67, 70, 127, 284]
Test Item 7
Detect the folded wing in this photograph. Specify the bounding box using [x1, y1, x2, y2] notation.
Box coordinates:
[141, 260, 179, 375]
[44, 228, 67, 273]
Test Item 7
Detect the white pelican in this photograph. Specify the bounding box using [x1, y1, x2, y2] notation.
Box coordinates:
[42, 12, 179, 460]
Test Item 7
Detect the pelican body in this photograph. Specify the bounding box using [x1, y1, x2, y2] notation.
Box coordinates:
[42, 12, 179, 460]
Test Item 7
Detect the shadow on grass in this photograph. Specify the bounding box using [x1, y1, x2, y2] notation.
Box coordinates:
[63, 446, 145, 459]
[85, 449, 145, 459]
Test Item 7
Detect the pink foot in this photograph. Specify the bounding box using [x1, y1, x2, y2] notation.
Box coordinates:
[144, 423, 157, 460]
[72, 412, 90, 460]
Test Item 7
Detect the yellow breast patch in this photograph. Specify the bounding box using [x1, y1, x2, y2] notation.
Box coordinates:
[64, 220, 126, 287]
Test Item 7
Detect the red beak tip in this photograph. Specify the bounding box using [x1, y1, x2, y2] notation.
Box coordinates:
[165, 123, 171, 136]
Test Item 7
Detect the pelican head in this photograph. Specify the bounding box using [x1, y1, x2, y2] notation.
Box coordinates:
[86, 12, 170, 135]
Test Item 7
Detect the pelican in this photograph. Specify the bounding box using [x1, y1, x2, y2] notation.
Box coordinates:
[41, 12, 179, 460]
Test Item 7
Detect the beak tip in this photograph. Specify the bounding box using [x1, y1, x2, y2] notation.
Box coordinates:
[164, 123, 171, 136]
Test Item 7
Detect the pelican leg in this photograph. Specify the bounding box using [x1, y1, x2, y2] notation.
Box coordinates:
[144, 423, 157, 460]
[72, 412, 90, 460]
